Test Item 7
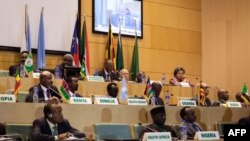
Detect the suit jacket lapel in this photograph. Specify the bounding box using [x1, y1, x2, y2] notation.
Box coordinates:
[38, 84, 45, 100]
[42, 118, 53, 135]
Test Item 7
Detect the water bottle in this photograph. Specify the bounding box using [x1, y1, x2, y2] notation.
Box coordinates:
[181, 125, 187, 141]
[165, 91, 170, 106]
[20, 65, 25, 78]
[161, 74, 166, 85]
[33, 87, 39, 103]
[141, 72, 146, 83]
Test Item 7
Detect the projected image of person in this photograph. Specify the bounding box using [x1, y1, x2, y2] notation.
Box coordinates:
[111, 5, 136, 29]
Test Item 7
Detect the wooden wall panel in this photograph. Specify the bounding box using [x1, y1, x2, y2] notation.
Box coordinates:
[202, 0, 250, 99]
[1, 0, 201, 87]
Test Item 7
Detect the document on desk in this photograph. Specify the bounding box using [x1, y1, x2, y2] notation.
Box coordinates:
[63, 137, 86, 141]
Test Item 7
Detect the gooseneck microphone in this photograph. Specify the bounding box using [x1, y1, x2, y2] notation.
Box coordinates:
[138, 123, 157, 132]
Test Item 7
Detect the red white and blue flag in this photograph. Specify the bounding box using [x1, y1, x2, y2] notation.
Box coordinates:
[70, 16, 81, 67]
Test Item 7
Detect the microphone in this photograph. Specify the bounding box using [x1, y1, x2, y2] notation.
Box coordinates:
[138, 123, 157, 132]
[48, 87, 63, 103]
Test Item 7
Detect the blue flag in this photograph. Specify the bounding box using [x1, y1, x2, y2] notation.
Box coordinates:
[37, 7, 45, 70]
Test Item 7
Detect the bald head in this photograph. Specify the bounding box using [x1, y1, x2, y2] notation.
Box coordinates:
[104, 59, 114, 73]
[120, 69, 129, 81]
[218, 89, 229, 101]
[63, 54, 73, 67]
[197, 82, 210, 96]
[40, 71, 53, 88]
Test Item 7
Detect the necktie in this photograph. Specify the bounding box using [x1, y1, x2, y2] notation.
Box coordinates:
[192, 124, 202, 131]
[52, 125, 58, 135]
[107, 73, 110, 81]
[46, 89, 51, 98]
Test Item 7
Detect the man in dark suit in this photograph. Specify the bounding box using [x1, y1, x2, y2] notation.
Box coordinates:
[139, 106, 177, 139]
[54, 54, 73, 79]
[65, 76, 82, 97]
[25, 71, 62, 102]
[180, 106, 203, 139]
[9, 51, 29, 77]
[31, 103, 85, 141]
[94, 59, 119, 82]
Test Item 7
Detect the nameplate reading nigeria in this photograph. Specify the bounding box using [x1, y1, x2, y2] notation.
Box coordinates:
[194, 131, 220, 140]
[69, 97, 92, 104]
[179, 100, 197, 106]
[226, 102, 242, 108]
[142, 132, 172, 141]
[127, 99, 147, 105]
[95, 97, 119, 105]
[0, 94, 16, 103]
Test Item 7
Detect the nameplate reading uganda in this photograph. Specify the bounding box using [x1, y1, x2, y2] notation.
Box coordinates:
[0, 94, 16, 103]
[179, 100, 197, 106]
[127, 99, 147, 105]
[69, 97, 92, 104]
[226, 102, 242, 108]
[142, 132, 172, 141]
[95, 97, 119, 105]
[87, 76, 104, 82]
[194, 131, 220, 140]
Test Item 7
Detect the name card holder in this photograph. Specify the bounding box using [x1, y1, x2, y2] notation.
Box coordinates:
[94, 97, 119, 105]
[69, 97, 92, 104]
[178, 99, 197, 106]
[127, 99, 148, 105]
[0, 94, 16, 103]
[87, 76, 104, 82]
[226, 102, 242, 108]
[142, 132, 172, 141]
[194, 131, 220, 140]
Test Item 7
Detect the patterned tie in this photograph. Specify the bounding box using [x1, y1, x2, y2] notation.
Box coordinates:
[192, 124, 202, 131]
[46, 89, 51, 98]
[52, 125, 58, 135]
[106, 73, 110, 81]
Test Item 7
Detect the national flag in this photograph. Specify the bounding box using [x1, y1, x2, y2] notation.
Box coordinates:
[242, 82, 248, 96]
[71, 15, 81, 67]
[37, 7, 46, 70]
[24, 53, 34, 73]
[59, 79, 71, 101]
[105, 21, 116, 70]
[131, 30, 139, 81]
[80, 17, 90, 78]
[21, 5, 31, 52]
[144, 78, 153, 98]
[14, 69, 21, 99]
[116, 23, 124, 72]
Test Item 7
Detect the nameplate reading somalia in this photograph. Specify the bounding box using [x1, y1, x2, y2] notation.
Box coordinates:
[0, 94, 16, 103]
[95, 97, 119, 105]
[194, 131, 220, 140]
[142, 132, 172, 141]
[179, 100, 197, 106]
[69, 97, 92, 104]
[226, 102, 242, 108]
[127, 99, 147, 105]
[87, 76, 104, 82]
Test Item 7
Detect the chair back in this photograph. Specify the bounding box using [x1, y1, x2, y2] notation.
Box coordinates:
[5, 123, 32, 141]
[216, 122, 236, 137]
[94, 123, 132, 141]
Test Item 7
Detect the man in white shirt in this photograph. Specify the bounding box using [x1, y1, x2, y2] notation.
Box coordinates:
[25, 71, 62, 102]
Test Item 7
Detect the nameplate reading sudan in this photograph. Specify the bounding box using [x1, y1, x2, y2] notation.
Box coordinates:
[95, 97, 119, 105]
[143, 132, 172, 141]
[179, 100, 197, 106]
[194, 131, 220, 140]
[127, 99, 147, 105]
[226, 102, 242, 108]
[69, 97, 92, 104]
[0, 94, 16, 103]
